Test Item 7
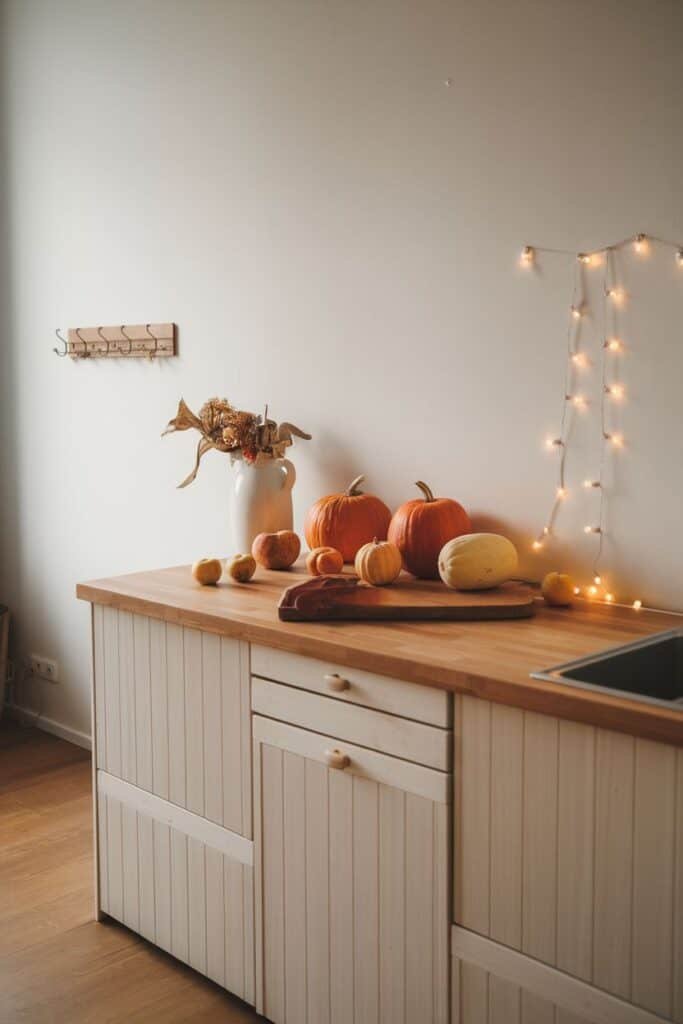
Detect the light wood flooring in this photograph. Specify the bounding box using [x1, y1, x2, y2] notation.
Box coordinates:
[0, 718, 262, 1023]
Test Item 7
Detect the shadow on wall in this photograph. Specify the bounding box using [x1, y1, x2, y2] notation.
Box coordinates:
[0, 3, 21, 626]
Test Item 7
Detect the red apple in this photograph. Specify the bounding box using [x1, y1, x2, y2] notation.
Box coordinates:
[251, 530, 301, 570]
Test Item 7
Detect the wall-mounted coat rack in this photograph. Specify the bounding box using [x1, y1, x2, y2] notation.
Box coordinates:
[53, 323, 176, 359]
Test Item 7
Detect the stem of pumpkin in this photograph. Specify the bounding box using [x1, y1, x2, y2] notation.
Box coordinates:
[415, 480, 435, 502]
[346, 475, 365, 496]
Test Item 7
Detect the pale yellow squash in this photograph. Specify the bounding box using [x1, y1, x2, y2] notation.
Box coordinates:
[438, 533, 518, 590]
[354, 538, 402, 586]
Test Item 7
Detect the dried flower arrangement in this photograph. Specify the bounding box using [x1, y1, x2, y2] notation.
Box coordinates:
[163, 397, 311, 488]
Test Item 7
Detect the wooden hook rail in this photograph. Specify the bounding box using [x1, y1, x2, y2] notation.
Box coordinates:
[54, 323, 176, 359]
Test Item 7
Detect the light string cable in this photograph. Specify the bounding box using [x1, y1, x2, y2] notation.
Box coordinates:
[532, 257, 583, 550]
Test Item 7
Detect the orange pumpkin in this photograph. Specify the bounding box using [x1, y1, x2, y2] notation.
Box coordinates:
[387, 480, 471, 579]
[306, 546, 344, 576]
[304, 475, 391, 563]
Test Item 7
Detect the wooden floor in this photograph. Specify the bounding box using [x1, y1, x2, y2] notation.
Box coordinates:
[0, 718, 263, 1023]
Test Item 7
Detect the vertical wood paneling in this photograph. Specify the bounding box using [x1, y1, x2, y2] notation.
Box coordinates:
[489, 973, 520, 1024]
[166, 623, 186, 808]
[522, 712, 558, 962]
[239, 642, 253, 838]
[103, 607, 122, 777]
[353, 775, 380, 1024]
[593, 729, 635, 999]
[520, 991, 556, 1024]
[379, 786, 405, 1024]
[451, 955, 460, 1024]
[98, 791, 109, 912]
[457, 696, 491, 934]
[107, 794, 124, 921]
[121, 803, 139, 931]
[133, 614, 152, 790]
[556, 1011, 589, 1024]
[433, 801, 450, 1024]
[459, 961, 488, 1023]
[202, 633, 223, 826]
[406, 793, 434, 1024]
[118, 611, 136, 784]
[557, 719, 595, 981]
[243, 864, 255, 1006]
[283, 751, 307, 1024]
[153, 820, 171, 952]
[305, 759, 330, 1024]
[170, 829, 189, 964]
[490, 703, 523, 948]
[329, 769, 354, 1024]
[205, 845, 225, 986]
[149, 618, 169, 800]
[262, 743, 285, 1024]
[188, 837, 207, 974]
[225, 858, 246, 999]
[94, 605, 107, 767]
[632, 738, 675, 1018]
[184, 629, 205, 817]
[138, 812, 155, 942]
[674, 749, 683, 1024]
[221, 638, 244, 834]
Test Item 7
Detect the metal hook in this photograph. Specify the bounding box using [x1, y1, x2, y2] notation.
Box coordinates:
[75, 327, 90, 358]
[53, 328, 69, 357]
[120, 325, 133, 355]
[97, 326, 110, 356]
[144, 323, 158, 360]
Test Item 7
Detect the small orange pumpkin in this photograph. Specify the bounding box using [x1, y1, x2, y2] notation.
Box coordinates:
[354, 538, 402, 586]
[388, 481, 472, 579]
[306, 546, 344, 576]
[304, 475, 391, 563]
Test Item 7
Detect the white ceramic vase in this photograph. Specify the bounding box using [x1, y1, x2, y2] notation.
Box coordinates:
[228, 455, 296, 554]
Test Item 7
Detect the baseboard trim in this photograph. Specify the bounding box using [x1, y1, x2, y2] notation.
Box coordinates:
[5, 703, 92, 751]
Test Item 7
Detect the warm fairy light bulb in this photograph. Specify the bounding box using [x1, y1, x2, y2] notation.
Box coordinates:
[584, 525, 601, 534]
[606, 287, 625, 303]
[593, 574, 602, 585]
[521, 245, 534, 266]
[605, 593, 615, 603]
[677, 249, 683, 266]
[542, 526, 550, 535]
[571, 352, 588, 368]
[605, 338, 623, 352]
[633, 233, 648, 254]
[610, 432, 624, 447]
[556, 486, 567, 499]
[633, 599, 642, 610]
[571, 305, 583, 319]
[573, 586, 581, 595]
[588, 586, 598, 596]
[577, 252, 592, 265]
[532, 540, 543, 551]
[605, 383, 625, 400]
[545, 437, 563, 449]
[572, 394, 587, 408]
[583, 479, 601, 489]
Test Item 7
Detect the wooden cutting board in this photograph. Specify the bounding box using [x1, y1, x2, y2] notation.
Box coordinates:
[278, 574, 536, 622]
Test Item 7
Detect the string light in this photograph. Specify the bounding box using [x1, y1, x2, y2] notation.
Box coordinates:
[577, 252, 592, 265]
[605, 592, 615, 603]
[573, 586, 581, 595]
[570, 305, 583, 319]
[556, 486, 567, 499]
[593, 574, 602, 585]
[584, 525, 601, 534]
[583, 479, 601, 488]
[565, 394, 587, 409]
[633, 599, 642, 610]
[545, 437, 563, 449]
[604, 431, 624, 447]
[588, 585, 598, 596]
[677, 249, 683, 266]
[571, 351, 588, 368]
[604, 383, 625, 400]
[633, 233, 648, 255]
[521, 245, 535, 266]
[532, 540, 543, 551]
[604, 337, 623, 352]
[606, 286, 625, 303]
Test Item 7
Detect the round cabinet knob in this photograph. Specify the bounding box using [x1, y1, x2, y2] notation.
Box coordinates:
[325, 748, 350, 770]
[325, 673, 350, 693]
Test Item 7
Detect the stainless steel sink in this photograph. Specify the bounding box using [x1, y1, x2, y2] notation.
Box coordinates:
[532, 628, 683, 711]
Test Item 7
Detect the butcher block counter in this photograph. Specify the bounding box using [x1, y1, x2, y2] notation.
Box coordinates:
[77, 561, 683, 746]
[78, 563, 683, 1024]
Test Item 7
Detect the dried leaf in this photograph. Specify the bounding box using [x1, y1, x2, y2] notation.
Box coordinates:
[161, 397, 203, 436]
[177, 436, 216, 489]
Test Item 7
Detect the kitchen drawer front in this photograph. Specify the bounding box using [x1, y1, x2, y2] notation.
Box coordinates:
[451, 927, 666, 1024]
[97, 772, 255, 1005]
[93, 605, 252, 837]
[252, 675, 452, 771]
[251, 643, 451, 727]
[253, 715, 450, 1023]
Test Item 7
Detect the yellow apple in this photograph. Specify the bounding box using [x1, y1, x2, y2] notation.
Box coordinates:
[191, 558, 223, 586]
[226, 553, 257, 583]
[541, 571, 575, 607]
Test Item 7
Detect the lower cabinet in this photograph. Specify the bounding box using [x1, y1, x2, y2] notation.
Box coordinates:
[97, 772, 255, 1006]
[253, 715, 451, 1024]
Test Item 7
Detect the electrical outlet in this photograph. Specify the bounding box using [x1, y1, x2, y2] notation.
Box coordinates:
[29, 654, 59, 683]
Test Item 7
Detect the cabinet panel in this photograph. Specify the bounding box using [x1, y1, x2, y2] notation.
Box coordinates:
[97, 782, 254, 1006]
[254, 716, 450, 1024]
[94, 607, 251, 837]
[454, 694, 683, 1019]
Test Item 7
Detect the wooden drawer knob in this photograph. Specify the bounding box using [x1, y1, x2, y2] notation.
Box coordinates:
[325, 673, 350, 692]
[325, 748, 350, 770]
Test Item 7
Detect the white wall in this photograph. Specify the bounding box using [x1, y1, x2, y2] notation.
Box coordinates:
[1, 0, 682, 739]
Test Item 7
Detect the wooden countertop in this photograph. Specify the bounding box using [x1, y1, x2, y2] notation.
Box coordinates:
[77, 564, 683, 747]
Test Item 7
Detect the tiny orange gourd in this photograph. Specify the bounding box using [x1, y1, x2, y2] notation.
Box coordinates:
[354, 538, 402, 586]
[304, 475, 392, 563]
[388, 481, 472, 579]
[306, 546, 344, 576]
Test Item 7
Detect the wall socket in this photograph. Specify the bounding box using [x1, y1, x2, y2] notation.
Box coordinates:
[29, 654, 59, 683]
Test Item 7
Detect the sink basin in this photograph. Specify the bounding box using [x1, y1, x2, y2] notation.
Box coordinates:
[532, 628, 683, 711]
